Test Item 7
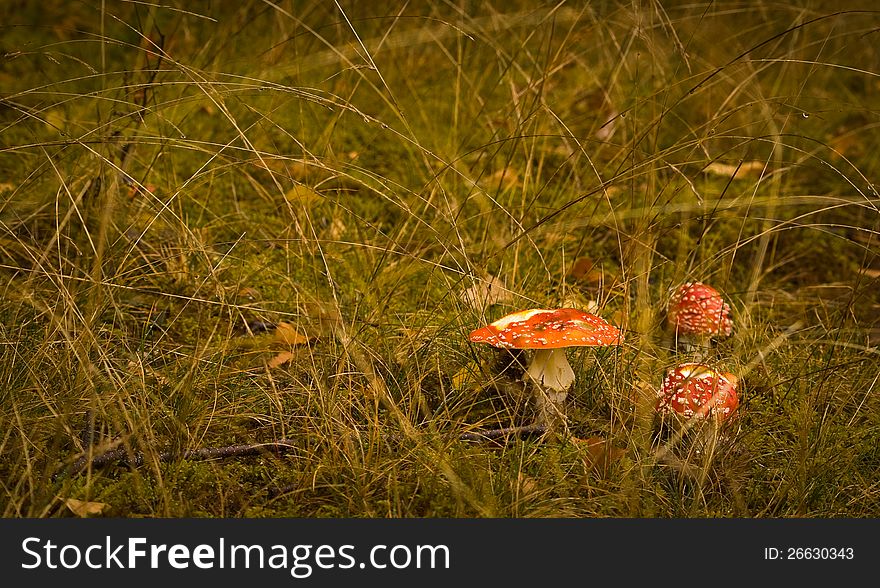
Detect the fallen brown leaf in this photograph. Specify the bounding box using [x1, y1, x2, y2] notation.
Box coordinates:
[569, 257, 613, 287]
[569, 257, 594, 280]
[126, 183, 156, 199]
[704, 161, 765, 180]
[198, 102, 217, 116]
[610, 309, 628, 332]
[65, 498, 109, 517]
[268, 350, 296, 369]
[828, 130, 865, 159]
[284, 184, 322, 208]
[301, 301, 343, 338]
[236, 286, 261, 301]
[484, 168, 522, 190]
[274, 322, 312, 346]
[573, 436, 625, 475]
[515, 472, 539, 496]
[850, 231, 877, 246]
[559, 294, 599, 315]
[595, 109, 619, 140]
[326, 217, 347, 240]
[44, 109, 65, 133]
[460, 275, 513, 311]
[393, 324, 440, 364]
[452, 363, 480, 393]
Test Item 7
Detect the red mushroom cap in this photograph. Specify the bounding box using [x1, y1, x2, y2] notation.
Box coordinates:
[656, 363, 739, 420]
[468, 308, 622, 349]
[667, 282, 733, 338]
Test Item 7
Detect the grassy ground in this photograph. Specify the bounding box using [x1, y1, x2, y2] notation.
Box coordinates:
[1, 0, 878, 518]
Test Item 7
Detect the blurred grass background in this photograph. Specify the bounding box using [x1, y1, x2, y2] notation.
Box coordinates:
[0, 0, 878, 517]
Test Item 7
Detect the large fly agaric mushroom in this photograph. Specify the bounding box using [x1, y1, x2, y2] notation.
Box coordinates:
[468, 308, 622, 429]
[655, 363, 739, 423]
[666, 282, 733, 354]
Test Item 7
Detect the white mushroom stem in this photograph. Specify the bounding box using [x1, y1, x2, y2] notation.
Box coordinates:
[526, 349, 576, 391]
[525, 349, 575, 429]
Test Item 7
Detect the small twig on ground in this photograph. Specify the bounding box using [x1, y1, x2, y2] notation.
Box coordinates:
[459, 424, 547, 441]
[60, 440, 300, 478]
[79, 408, 96, 449]
[59, 422, 546, 480]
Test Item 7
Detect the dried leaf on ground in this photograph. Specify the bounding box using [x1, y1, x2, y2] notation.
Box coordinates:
[65, 498, 109, 517]
[560, 295, 599, 315]
[610, 309, 628, 332]
[452, 364, 480, 393]
[515, 472, 539, 496]
[452, 357, 496, 393]
[300, 301, 343, 338]
[595, 109, 619, 140]
[569, 256, 594, 280]
[392, 324, 439, 364]
[274, 322, 312, 346]
[44, 109, 66, 132]
[253, 158, 316, 182]
[828, 130, 865, 159]
[236, 287, 261, 301]
[460, 275, 513, 311]
[484, 168, 522, 190]
[268, 350, 296, 369]
[573, 436, 625, 474]
[704, 161, 765, 180]
[568, 257, 607, 286]
[126, 360, 170, 385]
[569, 256, 617, 289]
[126, 183, 156, 199]
[284, 184, 323, 208]
[326, 217, 347, 240]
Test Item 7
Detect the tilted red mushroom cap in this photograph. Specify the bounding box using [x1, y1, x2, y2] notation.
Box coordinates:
[655, 363, 739, 420]
[667, 282, 733, 338]
[468, 308, 622, 349]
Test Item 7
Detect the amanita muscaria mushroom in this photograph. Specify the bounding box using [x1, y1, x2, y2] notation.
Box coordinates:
[667, 282, 732, 353]
[469, 308, 622, 428]
[655, 363, 739, 422]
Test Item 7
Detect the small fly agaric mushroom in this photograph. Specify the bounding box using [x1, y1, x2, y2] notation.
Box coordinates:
[469, 308, 622, 429]
[655, 363, 739, 423]
[666, 282, 732, 354]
